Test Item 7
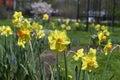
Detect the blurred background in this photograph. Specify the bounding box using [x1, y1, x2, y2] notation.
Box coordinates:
[0, 0, 120, 22]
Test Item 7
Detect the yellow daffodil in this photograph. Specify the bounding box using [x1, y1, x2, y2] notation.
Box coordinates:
[61, 24, 66, 29]
[95, 24, 100, 31]
[32, 22, 43, 30]
[73, 48, 84, 61]
[74, 22, 79, 27]
[48, 30, 70, 53]
[17, 29, 31, 48]
[36, 30, 45, 39]
[43, 14, 49, 21]
[20, 19, 32, 30]
[82, 48, 98, 72]
[12, 11, 23, 26]
[0, 26, 4, 34]
[13, 11, 23, 19]
[66, 26, 71, 30]
[12, 18, 20, 26]
[31, 22, 45, 39]
[101, 25, 107, 31]
[0, 26, 13, 37]
[97, 31, 106, 45]
[103, 30, 110, 36]
[4, 26, 13, 36]
[103, 39, 112, 55]
[65, 19, 70, 25]
[32, 22, 39, 30]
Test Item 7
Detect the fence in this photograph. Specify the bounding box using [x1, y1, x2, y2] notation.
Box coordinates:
[52, 0, 119, 31]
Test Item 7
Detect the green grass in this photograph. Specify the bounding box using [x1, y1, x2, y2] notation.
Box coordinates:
[0, 19, 13, 26]
[96, 51, 120, 80]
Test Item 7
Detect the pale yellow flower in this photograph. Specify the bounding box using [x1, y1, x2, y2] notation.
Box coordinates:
[61, 24, 66, 29]
[103, 39, 112, 55]
[66, 26, 71, 30]
[0, 26, 13, 37]
[82, 48, 98, 72]
[65, 19, 70, 25]
[12, 18, 20, 26]
[97, 31, 106, 45]
[13, 11, 23, 19]
[101, 25, 107, 31]
[12, 11, 23, 26]
[74, 22, 79, 27]
[95, 24, 100, 31]
[43, 14, 49, 21]
[4, 26, 13, 36]
[73, 48, 84, 61]
[32, 22, 43, 30]
[20, 19, 31, 30]
[103, 30, 110, 36]
[36, 30, 45, 39]
[48, 30, 70, 53]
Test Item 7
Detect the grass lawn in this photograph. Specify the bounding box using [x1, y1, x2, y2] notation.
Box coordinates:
[0, 19, 120, 80]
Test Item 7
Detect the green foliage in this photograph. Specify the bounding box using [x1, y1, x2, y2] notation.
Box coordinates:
[0, 18, 120, 80]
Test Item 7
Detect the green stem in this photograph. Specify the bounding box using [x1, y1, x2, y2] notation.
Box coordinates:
[83, 71, 85, 80]
[38, 48, 43, 80]
[25, 41, 34, 65]
[64, 53, 68, 80]
[78, 62, 82, 80]
[56, 54, 60, 80]
[29, 41, 34, 57]
[87, 72, 90, 80]
[102, 52, 112, 80]
[75, 66, 78, 80]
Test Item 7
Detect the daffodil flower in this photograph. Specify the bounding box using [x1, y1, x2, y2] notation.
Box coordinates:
[17, 29, 31, 48]
[48, 30, 70, 53]
[74, 22, 79, 27]
[103, 39, 112, 55]
[43, 14, 49, 21]
[0, 26, 13, 37]
[98, 31, 106, 45]
[81, 48, 98, 72]
[73, 48, 84, 61]
[95, 24, 100, 31]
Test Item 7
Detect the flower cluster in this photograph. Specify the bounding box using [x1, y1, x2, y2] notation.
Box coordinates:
[31, 1, 53, 15]
[0, 25, 13, 37]
[61, 19, 71, 30]
[73, 48, 84, 61]
[91, 24, 112, 55]
[73, 48, 98, 72]
[12, 11, 23, 26]
[82, 48, 98, 72]
[12, 11, 45, 48]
